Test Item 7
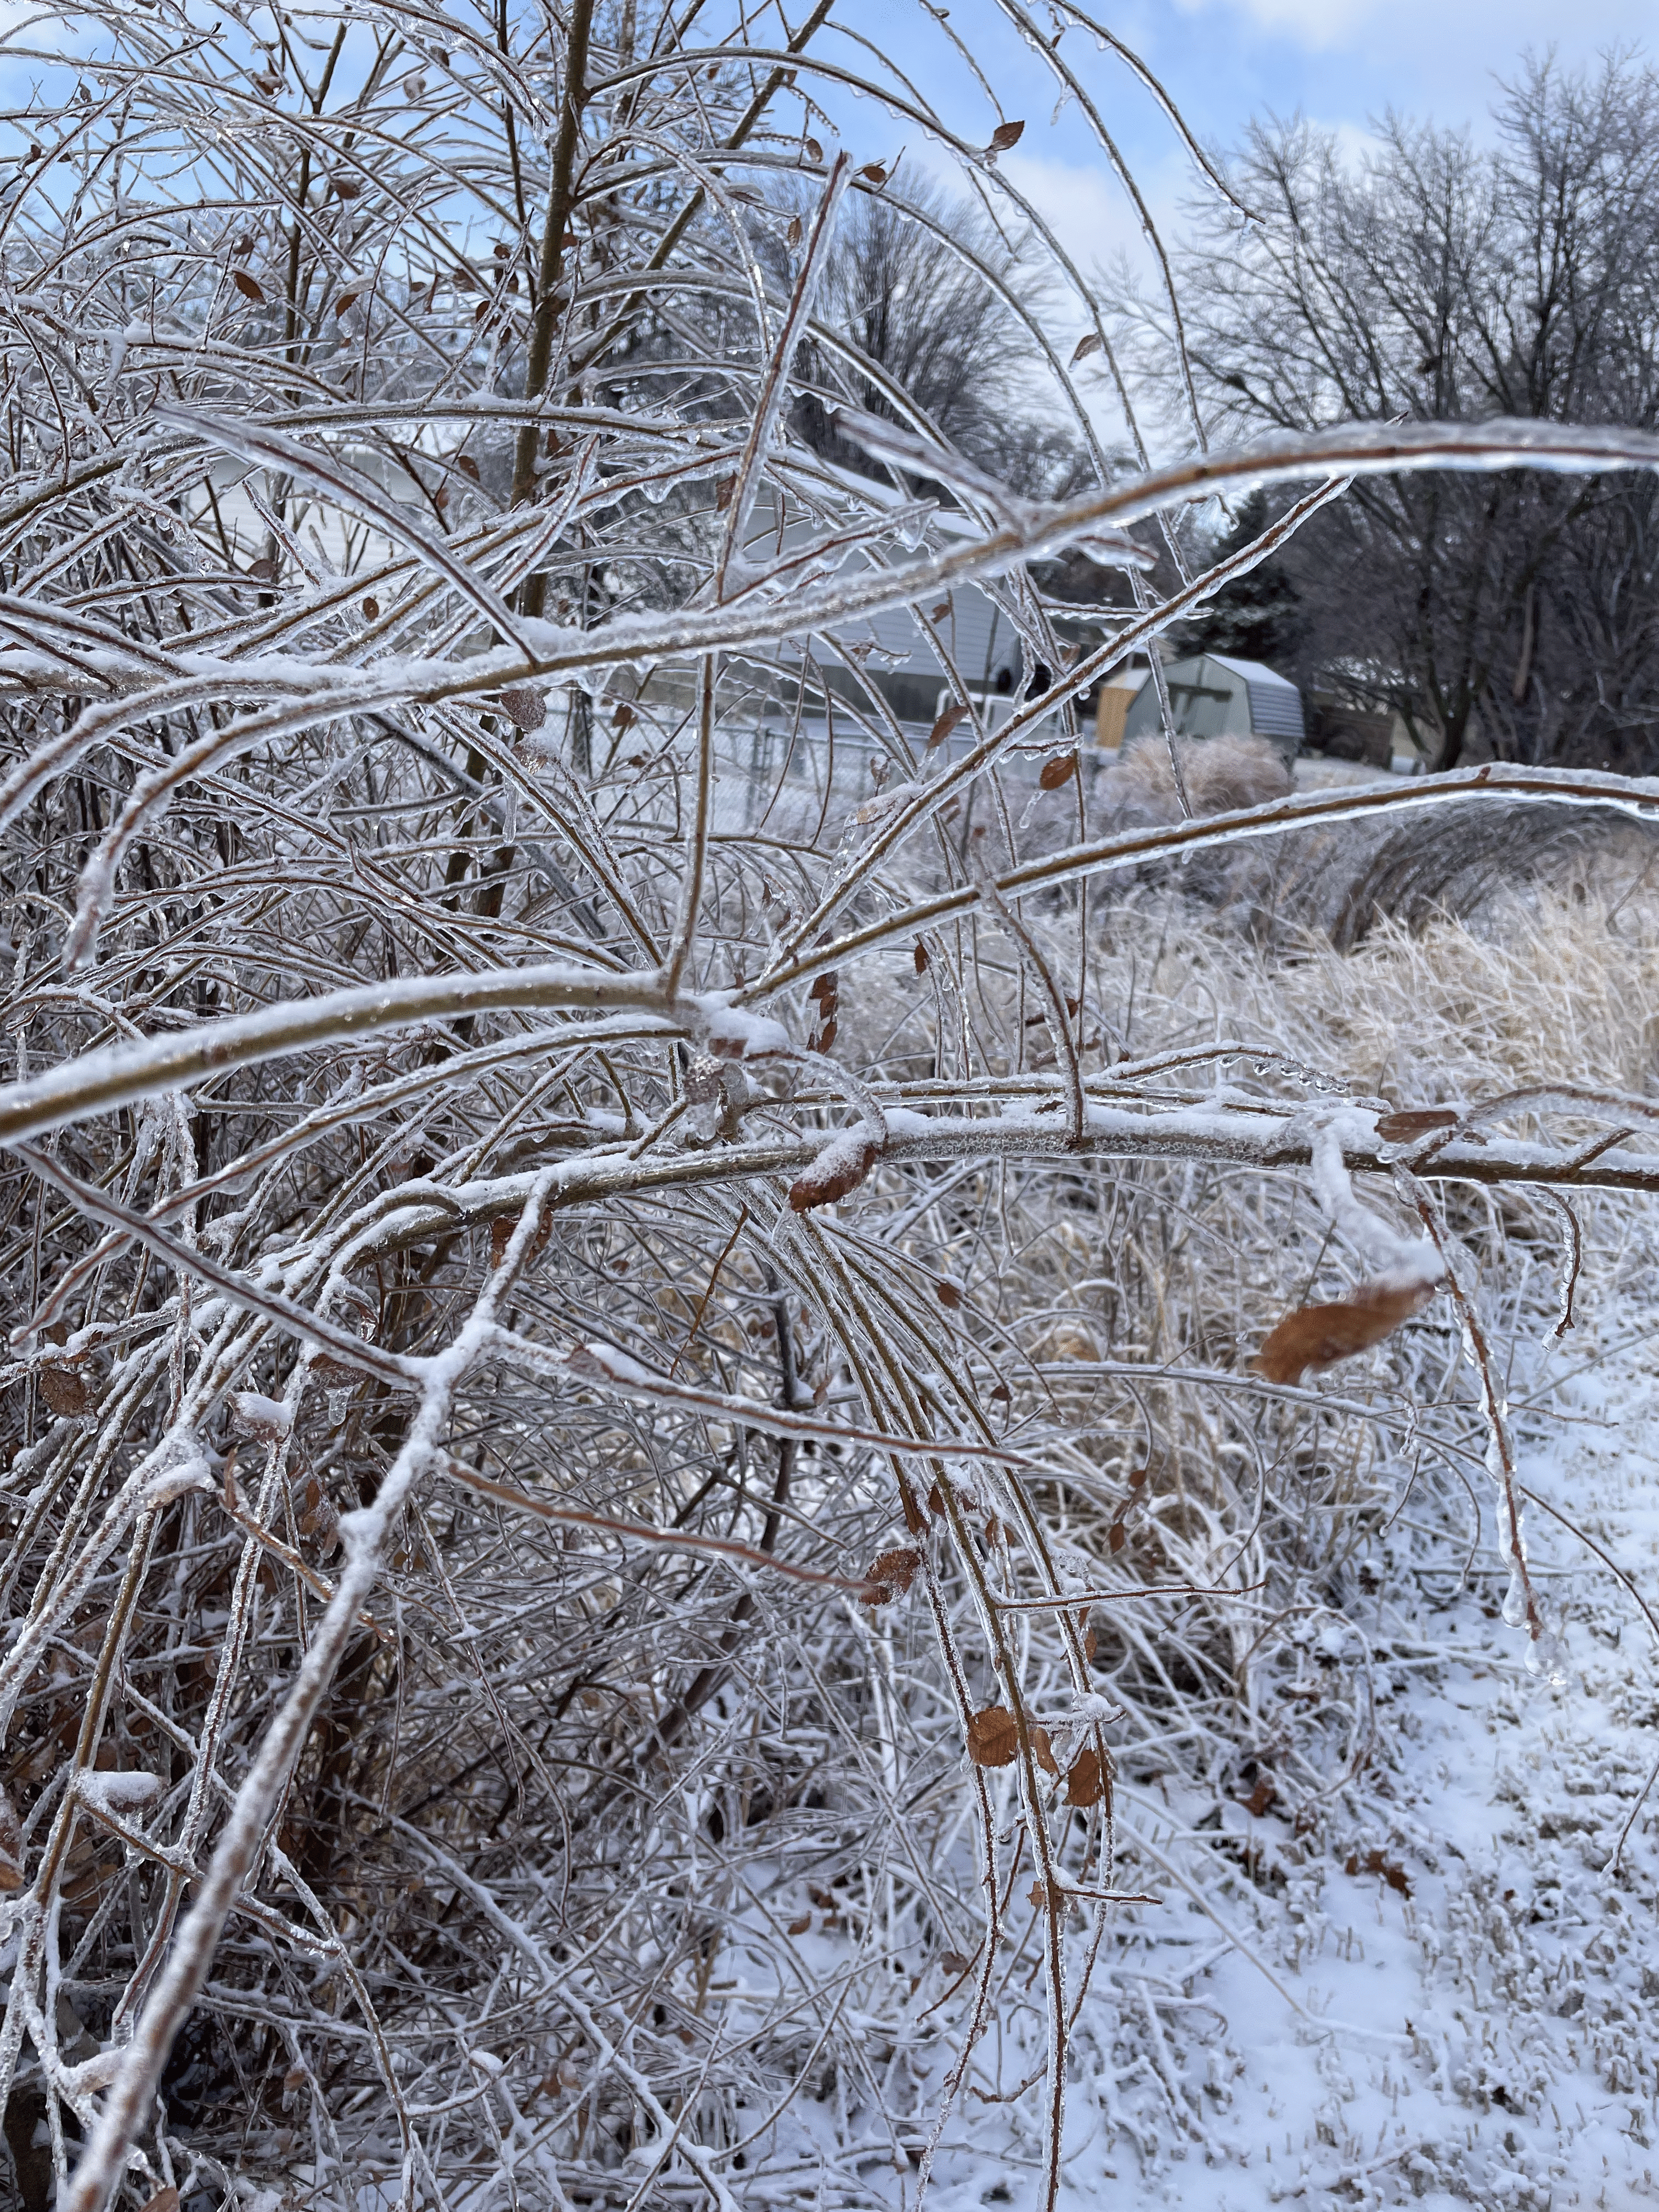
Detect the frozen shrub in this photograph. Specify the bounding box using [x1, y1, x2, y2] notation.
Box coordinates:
[0, 6, 1656, 2210]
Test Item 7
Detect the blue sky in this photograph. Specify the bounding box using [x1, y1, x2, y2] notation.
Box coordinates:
[822, 0, 1656, 294]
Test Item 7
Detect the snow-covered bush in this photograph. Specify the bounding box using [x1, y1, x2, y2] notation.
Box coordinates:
[3, 6, 1659, 2210]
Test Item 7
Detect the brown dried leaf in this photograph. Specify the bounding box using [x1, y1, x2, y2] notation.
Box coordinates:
[362, 596, 380, 620]
[139, 2192, 180, 2212]
[913, 941, 929, 975]
[988, 120, 1025, 151]
[1346, 1848, 1412, 1897]
[332, 174, 362, 199]
[787, 1913, 810, 1934]
[1253, 1278, 1438, 1386]
[714, 474, 736, 512]
[808, 971, 838, 1005]
[230, 268, 264, 303]
[40, 1366, 88, 1416]
[804, 137, 824, 163]
[935, 1280, 961, 1310]
[786, 214, 803, 249]
[966, 1705, 1019, 1767]
[500, 685, 546, 731]
[927, 701, 969, 750]
[787, 1131, 882, 1214]
[456, 454, 480, 481]
[811, 1018, 838, 1054]
[862, 1547, 921, 1604]
[1039, 751, 1077, 790]
[336, 288, 362, 318]
[1241, 1776, 1276, 1818]
[1065, 1747, 1104, 1807]
[1375, 1107, 1460, 1143]
[860, 161, 888, 185]
[1032, 1725, 1058, 1776]
[1108, 1520, 1126, 1554]
[1070, 330, 1102, 366]
[939, 1949, 973, 1975]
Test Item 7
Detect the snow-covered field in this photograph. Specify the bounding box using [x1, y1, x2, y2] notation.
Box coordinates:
[797, 1335, 1659, 2212]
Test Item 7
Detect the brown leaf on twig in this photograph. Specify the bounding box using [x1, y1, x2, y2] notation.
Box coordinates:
[787, 1131, 882, 1213]
[1253, 1278, 1438, 1385]
[862, 1547, 921, 1604]
[927, 702, 969, 749]
[500, 685, 546, 731]
[1065, 1748, 1104, 1806]
[1032, 1725, 1058, 1775]
[1070, 331, 1102, 365]
[966, 1705, 1019, 1767]
[786, 215, 803, 249]
[1039, 752, 1077, 789]
[39, 1366, 88, 1415]
[230, 268, 264, 303]
[988, 120, 1025, 151]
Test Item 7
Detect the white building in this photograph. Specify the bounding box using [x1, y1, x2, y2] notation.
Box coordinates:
[1120, 652, 1305, 768]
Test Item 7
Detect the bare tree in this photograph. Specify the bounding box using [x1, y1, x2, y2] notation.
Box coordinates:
[787, 174, 1092, 499]
[1174, 55, 1659, 771]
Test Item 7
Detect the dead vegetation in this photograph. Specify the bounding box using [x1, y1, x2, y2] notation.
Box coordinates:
[0, 6, 1657, 2211]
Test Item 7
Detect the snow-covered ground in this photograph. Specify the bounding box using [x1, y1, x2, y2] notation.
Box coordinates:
[912, 1340, 1659, 2211]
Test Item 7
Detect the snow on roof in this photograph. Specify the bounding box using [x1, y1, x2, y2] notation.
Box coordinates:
[1206, 653, 1305, 742]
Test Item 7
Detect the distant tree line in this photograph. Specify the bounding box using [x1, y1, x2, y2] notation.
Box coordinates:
[1174, 54, 1659, 773]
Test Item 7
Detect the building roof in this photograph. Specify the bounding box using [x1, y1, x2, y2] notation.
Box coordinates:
[1205, 654, 1305, 742]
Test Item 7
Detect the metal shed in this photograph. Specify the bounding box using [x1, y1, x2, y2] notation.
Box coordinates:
[1121, 652, 1305, 767]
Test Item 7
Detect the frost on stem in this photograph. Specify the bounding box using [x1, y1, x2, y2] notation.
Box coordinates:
[0, 5, 1643, 2208]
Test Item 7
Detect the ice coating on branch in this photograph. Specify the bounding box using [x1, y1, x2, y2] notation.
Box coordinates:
[143, 1449, 214, 1508]
[691, 996, 791, 1060]
[78, 1769, 161, 1813]
[571, 1341, 658, 1389]
[787, 1125, 883, 1213]
[228, 1391, 292, 1441]
[1310, 1117, 1440, 1286]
